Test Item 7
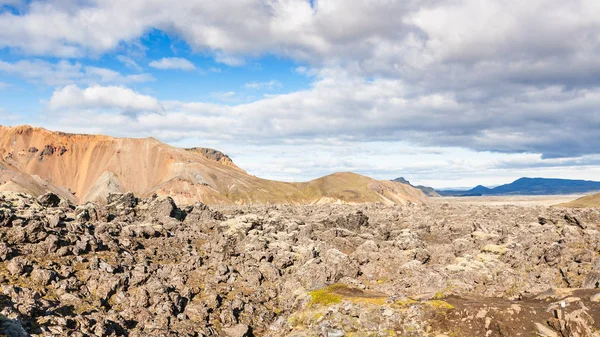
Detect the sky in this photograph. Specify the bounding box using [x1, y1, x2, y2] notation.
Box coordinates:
[1, 0, 600, 189]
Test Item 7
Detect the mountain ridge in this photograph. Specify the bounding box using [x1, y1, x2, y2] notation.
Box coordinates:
[0, 125, 427, 205]
[438, 177, 600, 196]
[392, 177, 441, 197]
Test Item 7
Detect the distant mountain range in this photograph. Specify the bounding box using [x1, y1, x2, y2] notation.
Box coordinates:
[438, 177, 600, 196]
[392, 177, 441, 197]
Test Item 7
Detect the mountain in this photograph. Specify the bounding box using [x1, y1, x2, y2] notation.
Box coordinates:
[392, 177, 441, 197]
[438, 177, 600, 196]
[0, 125, 428, 205]
[558, 193, 600, 208]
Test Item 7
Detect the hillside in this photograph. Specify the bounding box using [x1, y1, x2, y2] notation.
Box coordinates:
[392, 177, 441, 197]
[0, 125, 427, 205]
[559, 193, 600, 208]
[439, 177, 600, 196]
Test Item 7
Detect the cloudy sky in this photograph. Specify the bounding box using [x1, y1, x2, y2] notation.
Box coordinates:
[1, 0, 600, 188]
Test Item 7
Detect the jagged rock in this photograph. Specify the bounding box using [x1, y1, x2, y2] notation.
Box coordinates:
[37, 192, 62, 207]
[564, 214, 586, 229]
[535, 323, 559, 337]
[223, 324, 249, 337]
[0, 242, 13, 261]
[544, 243, 562, 266]
[0, 192, 600, 336]
[413, 248, 431, 264]
[0, 315, 29, 337]
[333, 211, 369, 231]
[30, 268, 56, 286]
[6, 257, 27, 276]
[574, 250, 594, 263]
[107, 192, 137, 210]
[583, 272, 600, 289]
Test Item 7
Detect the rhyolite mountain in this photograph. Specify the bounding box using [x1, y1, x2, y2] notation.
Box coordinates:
[392, 177, 441, 197]
[438, 177, 600, 196]
[0, 125, 427, 205]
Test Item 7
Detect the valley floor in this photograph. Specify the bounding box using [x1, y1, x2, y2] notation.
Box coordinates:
[433, 194, 588, 206]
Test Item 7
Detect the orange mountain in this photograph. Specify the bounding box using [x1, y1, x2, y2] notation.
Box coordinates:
[0, 125, 427, 205]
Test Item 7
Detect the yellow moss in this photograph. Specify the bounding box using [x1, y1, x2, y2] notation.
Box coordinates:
[308, 284, 387, 308]
[426, 300, 455, 310]
[393, 298, 418, 308]
[351, 297, 387, 306]
[309, 288, 342, 307]
[433, 291, 446, 300]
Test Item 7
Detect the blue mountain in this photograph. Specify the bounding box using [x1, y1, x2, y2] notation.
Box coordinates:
[437, 178, 600, 196]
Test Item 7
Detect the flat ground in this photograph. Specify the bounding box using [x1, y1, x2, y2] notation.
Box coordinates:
[432, 194, 588, 206]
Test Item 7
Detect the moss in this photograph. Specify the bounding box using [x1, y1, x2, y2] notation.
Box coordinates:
[309, 288, 343, 307]
[351, 297, 387, 306]
[433, 291, 446, 300]
[309, 284, 387, 308]
[426, 300, 455, 310]
[393, 298, 418, 308]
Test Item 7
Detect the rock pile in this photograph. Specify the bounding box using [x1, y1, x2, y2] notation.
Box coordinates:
[1, 192, 600, 336]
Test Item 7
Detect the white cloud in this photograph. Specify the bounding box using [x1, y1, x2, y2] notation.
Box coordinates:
[48, 85, 163, 114]
[44, 74, 600, 159]
[149, 57, 196, 71]
[39, 78, 600, 184]
[0, 82, 9, 89]
[244, 80, 282, 90]
[0, 0, 597, 78]
[0, 59, 154, 86]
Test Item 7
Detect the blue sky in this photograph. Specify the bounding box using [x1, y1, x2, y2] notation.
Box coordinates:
[2, 0, 600, 188]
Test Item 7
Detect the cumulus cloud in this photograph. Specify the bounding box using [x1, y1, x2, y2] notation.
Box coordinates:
[43, 76, 600, 159]
[0, 1, 597, 77]
[48, 85, 163, 115]
[0, 59, 154, 86]
[149, 57, 196, 71]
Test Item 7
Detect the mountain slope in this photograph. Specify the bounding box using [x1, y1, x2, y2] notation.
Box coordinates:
[558, 193, 600, 208]
[439, 178, 600, 196]
[392, 177, 441, 197]
[0, 125, 427, 205]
